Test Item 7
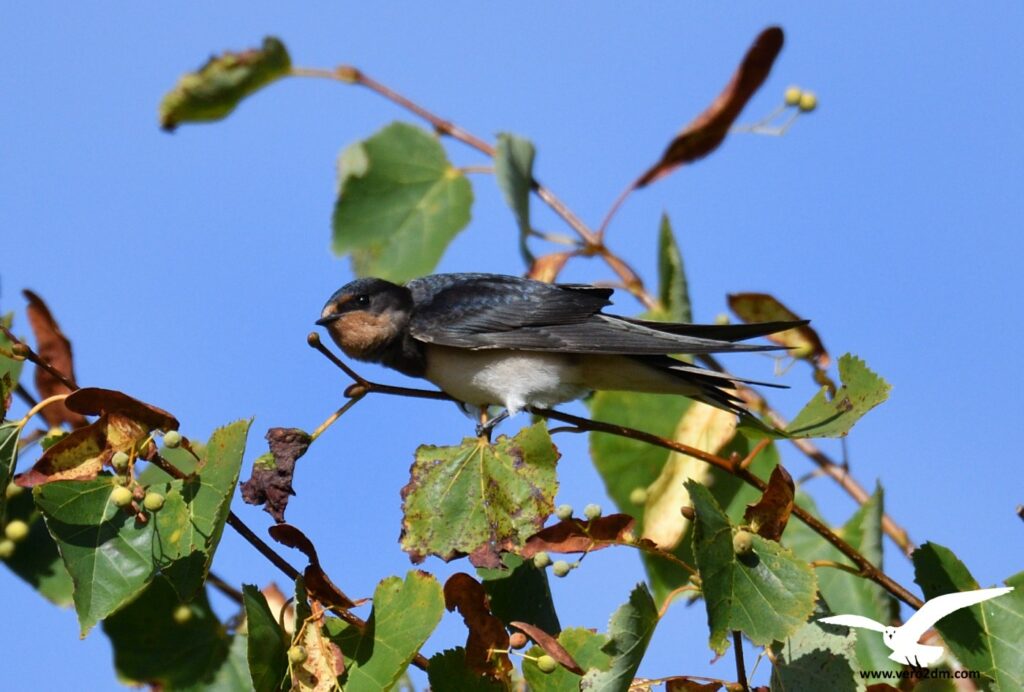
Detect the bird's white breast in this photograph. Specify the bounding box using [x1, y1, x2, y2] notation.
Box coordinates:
[423, 345, 590, 413]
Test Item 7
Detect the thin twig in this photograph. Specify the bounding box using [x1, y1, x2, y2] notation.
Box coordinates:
[14, 384, 37, 408]
[733, 631, 750, 692]
[308, 343, 924, 609]
[810, 560, 864, 577]
[206, 572, 245, 605]
[0, 325, 78, 390]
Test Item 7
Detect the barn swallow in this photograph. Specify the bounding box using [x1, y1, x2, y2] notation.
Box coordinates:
[317, 273, 802, 429]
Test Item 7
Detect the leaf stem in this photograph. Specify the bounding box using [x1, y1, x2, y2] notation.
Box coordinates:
[733, 631, 750, 692]
[17, 394, 69, 430]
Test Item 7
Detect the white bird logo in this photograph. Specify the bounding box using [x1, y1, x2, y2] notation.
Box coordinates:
[819, 587, 1013, 667]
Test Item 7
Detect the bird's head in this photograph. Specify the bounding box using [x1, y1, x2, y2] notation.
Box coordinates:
[883, 626, 897, 642]
[317, 278, 413, 361]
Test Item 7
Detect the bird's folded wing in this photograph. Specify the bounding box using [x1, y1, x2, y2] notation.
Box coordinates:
[818, 614, 888, 632]
[901, 587, 1014, 642]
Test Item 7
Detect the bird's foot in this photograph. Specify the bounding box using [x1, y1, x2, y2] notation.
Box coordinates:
[476, 409, 510, 440]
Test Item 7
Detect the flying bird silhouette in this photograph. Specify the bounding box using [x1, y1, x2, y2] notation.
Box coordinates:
[318, 273, 802, 431]
[819, 586, 1014, 667]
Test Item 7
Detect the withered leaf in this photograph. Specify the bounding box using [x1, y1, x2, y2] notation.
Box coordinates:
[636, 27, 784, 187]
[65, 387, 179, 432]
[664, 678, 723, 692]
[509, 620, 584, 675]
[743, 465, 795, 541]
[728, 292, 829, 369]
[268, 523, 356, 609]
[521, 514, 635, 557]
[443, 573, 512, 679]
[23, 290, 86, 429]
[14, 415, 109, 487]
[527, 252, 574, 283]
[240, 427, 311, 523]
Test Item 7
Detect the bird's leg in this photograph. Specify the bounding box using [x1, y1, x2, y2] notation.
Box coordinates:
[475, 408, 510, 440]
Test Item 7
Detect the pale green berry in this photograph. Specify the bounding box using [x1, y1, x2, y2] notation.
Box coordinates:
[4, 520, 29, 543]
[172, 604, 193, 624]
[629, 487, 648, 505]
[143, 492, 165, 512]
[288, 645, 308, 664]
[533, 551, 552, 569]
[733, 530, 754, 556]
[583, 504, 602, 520]
[0, 539, 14, 559]
[798, 91, 817, 112]
[537, 654, 558, 674]
[784, 85, 802, 106]
[110, 486, 134, 508]
[163, 430, 182, 448]
[112, 451, 130, 473]
[555, 504, 573, 520]
[5, 482, 22, 500]
[552, 561, 571, 577]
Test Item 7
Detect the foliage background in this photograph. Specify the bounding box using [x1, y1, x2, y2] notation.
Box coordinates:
[2, 3, 1022, 689]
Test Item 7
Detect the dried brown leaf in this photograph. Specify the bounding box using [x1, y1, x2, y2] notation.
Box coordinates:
[664, 678, 722, 692]
[293, 603, 341, 692]
[527, 252, 574, 283]
[15, 416, 109, 487]
[728, 292, 829, 369]
[522, 514, 635, 557]
[742, 464, 795, 542]
[65, 387, 179, 431]
[240, 427, 311, 523]
[443, 573, 512, 679]
[23, 290, 86, 428]
[636, 27, 784, 187]
[509, 621, 584, 675]
[268, 524, 356, 610]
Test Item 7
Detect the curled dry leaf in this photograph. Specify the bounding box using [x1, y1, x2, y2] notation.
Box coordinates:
[443, 573, 512, 679]
[527, 252, 574, 283]
[65, 387, 179, 431]
[240, 427, 311, 523]
[664, 677, 723, 692]
[509, 620, 585, 675]
[268, 523, 356, 610]
[635, 27, 785, 187]
[22, 290, 86, 429]
[742, 464, 795, 541]
[293, 601, 344, 690]
[14, 416, 109, 487]
[521, 514, 635, 557]
[727, 292, 829, 370]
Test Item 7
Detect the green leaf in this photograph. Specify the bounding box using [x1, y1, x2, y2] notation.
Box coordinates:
[103, 576, 236, 688]
[427, 648, 509, 691]
[0, 421, 20, 520]
[656, 214, 692, 323]
[0, 313, 24, 392]
[243, 584, 289, 692]
[0, 486, 74, 606]
[159, 37, 291, 130]
[152, 419, 251, 600]
[688, 481, 817, 653]
[478, 552, 560, 635]
[522, 628, 611, 692]
[401, 422, 558, 564]
[332, 122, 473, 282]
[912, 542, 1024, 690]
[494, 132, 536, 265]
[178, 633, 253, 692]
[771, 601, 863, 692]
[35, 476, 157, 635]
[587, 391, 690, 600]
[328, 571, 444, 691]
[784, 354, 890, 438]
[579, 584, 658, 691]
[783, 487, 899, 673]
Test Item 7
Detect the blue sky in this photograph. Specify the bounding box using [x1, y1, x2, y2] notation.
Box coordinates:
[2, 3, 1022, 689]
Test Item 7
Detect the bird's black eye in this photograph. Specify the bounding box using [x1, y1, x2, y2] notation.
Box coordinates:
[354, 294, 370, 307]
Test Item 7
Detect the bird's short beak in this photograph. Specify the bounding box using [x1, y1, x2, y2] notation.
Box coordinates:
[316, 314, 341, 326]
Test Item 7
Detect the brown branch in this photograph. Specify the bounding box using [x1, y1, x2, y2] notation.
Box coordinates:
[207, 571, 244, 605]
[699, 353, 915, 556]
[0, 325, 78, 391]
[733, 631, 750, 692]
